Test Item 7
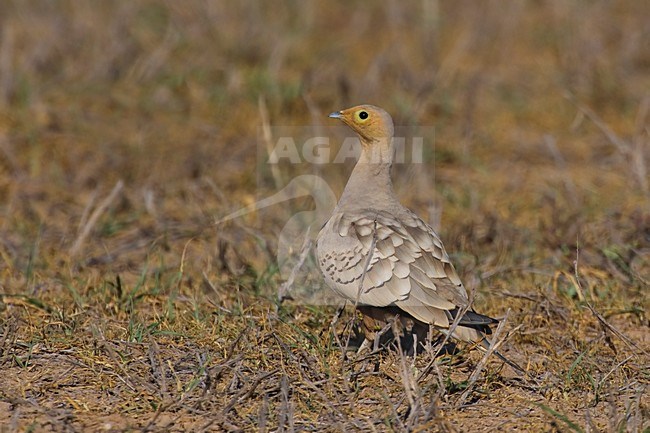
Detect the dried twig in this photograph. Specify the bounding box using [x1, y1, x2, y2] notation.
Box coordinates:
[259, 96, 283, 190]
[147, 338, 168, 395]
[70, 180, 124, 257]
[355, 219, 378, 307]
[372, 320, 394, 352]
[543, 134, 579, 204]
[277, 228, 313, 303]
[343, 218, 378, 356]
[396, 336, 422, 425]
[574, 240, 647, 356]
[417, 287, 475, 382]
[0, 23, 14, 106]
[277, 374, 293, 433]
[565, 92, 648, 194]
[456, 309, 511, 407]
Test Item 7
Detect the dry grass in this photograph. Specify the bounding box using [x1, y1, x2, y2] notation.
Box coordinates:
[0, 1, 649, 432]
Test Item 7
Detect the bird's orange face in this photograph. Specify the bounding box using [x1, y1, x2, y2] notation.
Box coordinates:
[329, 105, 394, 144]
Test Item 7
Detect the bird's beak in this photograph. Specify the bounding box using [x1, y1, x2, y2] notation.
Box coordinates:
[328, 111, 343, 119]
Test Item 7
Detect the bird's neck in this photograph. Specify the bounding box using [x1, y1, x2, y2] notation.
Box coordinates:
[336, 140, 397, 211]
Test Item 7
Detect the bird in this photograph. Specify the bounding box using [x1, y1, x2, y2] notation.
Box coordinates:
[317, 104, 506, 359]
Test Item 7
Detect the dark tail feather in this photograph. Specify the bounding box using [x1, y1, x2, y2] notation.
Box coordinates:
[446, 308, 498, 333]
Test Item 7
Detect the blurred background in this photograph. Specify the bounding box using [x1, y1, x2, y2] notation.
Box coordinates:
[0, 1, 648, 430]
[0, 0, 647, 289]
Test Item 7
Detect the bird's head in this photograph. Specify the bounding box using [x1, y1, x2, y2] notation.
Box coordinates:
[328, 105, 394, 145]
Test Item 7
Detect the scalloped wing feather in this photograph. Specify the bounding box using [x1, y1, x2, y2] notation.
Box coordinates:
[317, 210, 470, 325]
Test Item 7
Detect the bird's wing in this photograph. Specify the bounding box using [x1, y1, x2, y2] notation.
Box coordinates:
[317, 209, 472, 329]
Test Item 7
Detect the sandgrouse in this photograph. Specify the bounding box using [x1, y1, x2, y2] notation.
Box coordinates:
[318, 104, 498, 355]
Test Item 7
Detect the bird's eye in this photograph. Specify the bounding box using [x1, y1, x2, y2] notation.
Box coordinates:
[356, 110, 369, 122]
